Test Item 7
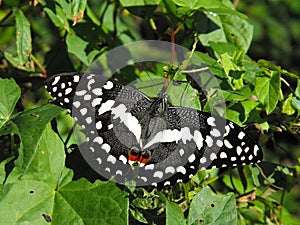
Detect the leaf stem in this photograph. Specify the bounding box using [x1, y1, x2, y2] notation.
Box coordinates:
[30, 54, 47, 77]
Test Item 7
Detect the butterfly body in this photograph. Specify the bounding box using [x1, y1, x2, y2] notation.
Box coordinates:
[45, 72, 263, 188]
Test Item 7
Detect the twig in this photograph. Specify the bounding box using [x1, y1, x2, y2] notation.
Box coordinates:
[255, 163, 284, 190]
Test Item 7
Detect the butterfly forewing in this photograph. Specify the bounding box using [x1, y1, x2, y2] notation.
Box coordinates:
[45, 72, 263, 188]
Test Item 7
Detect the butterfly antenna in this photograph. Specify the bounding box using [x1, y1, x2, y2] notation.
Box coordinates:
[136, 62, 163, 94]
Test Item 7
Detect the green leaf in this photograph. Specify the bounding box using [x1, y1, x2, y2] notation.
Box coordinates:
[55, 179, 128, 225]
[282, 93, 296, 115]
[194, 52, 227, 78]
[44, 7, 65, 28]
[167, 81, 201, 110]
[0, 172, 128, 224]
[0, 123, 128, 224]
[291, 96, 300, 111]
[220, 52, 241, 76]
[6, 104, 64, 183]
[240, 100, 260, 116]
[188, 186, 237, 225]
[166, 201, 185, 225]
[0, 78, 21, 129]
[209, 42, 238, 58]
[172, 0, 222, 10]
[71, 0, 87, 24]
[255, 71, 281, 114]
[13, 7, 32, 65]
[221, 86, 252, 101]
[199, 29, 227, 46]
[120, 0, 160, 6]
[0, 156, 15, 184]
[295, 79, 300, 98]
[219, 14, 253, 51]
[66, 33, 89, 65]
[130, 209, 148, 224]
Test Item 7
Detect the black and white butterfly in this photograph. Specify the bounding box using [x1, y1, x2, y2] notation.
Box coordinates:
[45, 72, 263, 189]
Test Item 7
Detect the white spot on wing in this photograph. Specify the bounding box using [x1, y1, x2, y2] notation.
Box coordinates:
[216, 140, 223, 147]
[84, 94, 91, 100]
[116, 170, 122, 175]
[87, 79, 95, 90]
[103, 81, 113, 89]
[73, 75, 80, 82]
[210, 128, 221, 137]
[179, 149, 184, 156]
[96, 157, 102, 164]
[207, 116, 216, 126]
[238, 131, 245, 140]
[145, 164, 154, 170]
[236, 146, 243, 155]
[80, 108, 87, 116]
[153, 171, 163, 179]
[193, 130, 204, 150]
[51, 76, 60, 86]
[210, 153, 217, 160]
[181, 127, 193, 144]
[220, 152, 227, 158]
[224, 125, 230, 136]
[96, 121, 102, 130]
[73, 101, 81, 108]
[107, 155, 116, 164]
[164, 181, 170, 186]
[205, 136, 213, 147]
[176, 166, 186, 174]
[92, 98, 102, 107]
[98, 100, 115, 115]
[224, 139, 233, 149]
[244, 146, 249, 153]
[75, 90, 87, 96]
[92, 88, 102, 96]
[85, 117, 92, 124]
[119, 155, 127, 164]
[188, 154, 196, 163]
[101, 143, 111, 153]
[200, 157, 206, 164]
[65, 87, 72, 95]
[93, 137, 103, 144]
[165, 166, 175, 174]
[254, 145, 259, 156]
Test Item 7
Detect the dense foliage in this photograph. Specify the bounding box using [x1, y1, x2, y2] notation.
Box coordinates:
[0, 0, 299, 224]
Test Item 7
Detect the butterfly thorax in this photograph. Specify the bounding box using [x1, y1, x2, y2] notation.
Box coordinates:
[128, 92, 173, 166]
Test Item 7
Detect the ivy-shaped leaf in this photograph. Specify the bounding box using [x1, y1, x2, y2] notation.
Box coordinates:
[0, 123, 128, 224]
[282, 93, 296, 115]
[0, 78, 21, 129]
[255, 71, 281, 114]
[188, 186, 237, 225]
[13, 7, 32, 65]
[166, 201, 185, 225]
[66, 34, 89, 65]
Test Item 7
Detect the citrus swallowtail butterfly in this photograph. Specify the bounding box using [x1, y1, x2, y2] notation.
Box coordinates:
[45, 72, 263, 189]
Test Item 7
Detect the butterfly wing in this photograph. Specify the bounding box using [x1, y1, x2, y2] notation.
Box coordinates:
[45, 72, 263, 189]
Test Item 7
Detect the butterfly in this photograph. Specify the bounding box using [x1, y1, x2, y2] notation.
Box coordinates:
[45, 72, 263, 189]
